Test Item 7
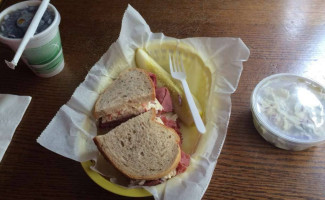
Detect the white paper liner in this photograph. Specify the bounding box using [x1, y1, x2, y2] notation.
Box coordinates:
[37, 4, 250, 200]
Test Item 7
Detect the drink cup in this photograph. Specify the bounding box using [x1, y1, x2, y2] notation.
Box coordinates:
[0, 1, 64, 78]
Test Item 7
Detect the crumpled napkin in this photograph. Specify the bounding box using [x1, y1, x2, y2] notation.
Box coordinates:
[0, 94, 31, 162]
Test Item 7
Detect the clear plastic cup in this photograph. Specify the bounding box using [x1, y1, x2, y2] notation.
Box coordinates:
[0, 1, 64, 78]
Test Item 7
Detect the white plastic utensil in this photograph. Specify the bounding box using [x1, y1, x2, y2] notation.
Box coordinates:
[5, 0, 50, 70]
[169, 53, 206, 134]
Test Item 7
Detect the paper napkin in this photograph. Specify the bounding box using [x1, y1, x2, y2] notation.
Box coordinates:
[0, 94, 31, 162]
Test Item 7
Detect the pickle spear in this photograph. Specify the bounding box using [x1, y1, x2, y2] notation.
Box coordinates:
[135, 48, 202, 125]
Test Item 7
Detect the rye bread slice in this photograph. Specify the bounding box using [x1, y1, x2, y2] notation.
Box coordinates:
[93, 109, 181, 180]
[93, 68, 156, 122]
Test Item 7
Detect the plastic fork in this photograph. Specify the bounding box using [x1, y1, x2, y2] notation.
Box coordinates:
[169, 53, 206, 134]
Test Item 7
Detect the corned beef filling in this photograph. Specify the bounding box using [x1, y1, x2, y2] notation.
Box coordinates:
[148, 72, 157, 87]
[176, 151, 191, 174]
[143, 179, 164, 186]
[149, 72, 173, 113]
[156, 87, 173, 113]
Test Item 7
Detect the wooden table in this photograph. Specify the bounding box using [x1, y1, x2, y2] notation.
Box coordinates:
[1, 1, 325, 199]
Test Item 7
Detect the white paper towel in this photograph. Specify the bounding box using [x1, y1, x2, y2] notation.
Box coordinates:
[0, 94, 31, 162]
[37, 4, 250, 200]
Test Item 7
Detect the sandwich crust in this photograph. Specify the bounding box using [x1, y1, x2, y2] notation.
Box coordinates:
[93, 109, 181, 180]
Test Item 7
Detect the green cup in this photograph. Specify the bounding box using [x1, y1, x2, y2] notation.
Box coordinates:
[0, 1, 64, 78]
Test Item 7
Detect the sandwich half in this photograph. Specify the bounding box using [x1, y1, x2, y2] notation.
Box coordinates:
[93, 109, 181, 181]
[93, 68, 163, 128]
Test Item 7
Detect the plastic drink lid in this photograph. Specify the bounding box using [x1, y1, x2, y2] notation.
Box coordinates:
[251, 74, 325, 145]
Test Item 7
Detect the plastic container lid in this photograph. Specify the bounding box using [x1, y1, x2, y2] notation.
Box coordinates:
[251, 73, 325, 150]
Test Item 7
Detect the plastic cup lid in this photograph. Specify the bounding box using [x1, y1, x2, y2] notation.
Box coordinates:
[251, 73, 325, 144]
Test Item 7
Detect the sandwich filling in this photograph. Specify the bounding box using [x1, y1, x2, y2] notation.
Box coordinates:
[101, 98, 163, 124]
[145, 98, 164, 112]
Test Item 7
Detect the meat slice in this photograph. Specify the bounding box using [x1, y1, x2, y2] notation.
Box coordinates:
[176, 151, 191, 174]
[156, 87, 173, 113]
[149, 72, 173, 113]
[148, 72, 157, 88]
[143, 179, 163, 186]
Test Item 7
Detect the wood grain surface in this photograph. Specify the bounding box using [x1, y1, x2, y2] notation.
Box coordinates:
[1, 0, 325, 199]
